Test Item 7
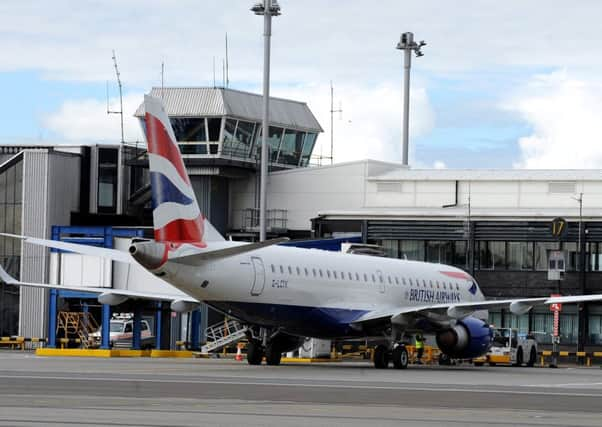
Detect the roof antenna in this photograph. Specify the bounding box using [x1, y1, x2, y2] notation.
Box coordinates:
[107, 49, 124, 144]
[329, 81, 343, 165]
[161, 61, 165, 100]
[225, 32, 229, 88]
[212, 56, 216, 88]
[222, 58, 226, 87]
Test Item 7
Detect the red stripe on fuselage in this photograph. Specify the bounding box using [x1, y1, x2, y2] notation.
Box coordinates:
[154, 216, 206, 245]
[440, 271, 472, 280]
[145, 113, 190, 184]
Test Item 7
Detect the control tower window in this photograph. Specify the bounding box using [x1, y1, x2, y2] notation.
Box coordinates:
[207, 118, 222, 142]
[235, 120, 256, 155]
[300, 133, 317, 166]
[254, 126, 283, 162]
[170, 118, 207, 142]
[222, 119, 238, 156]
[278, 129, 304, 166]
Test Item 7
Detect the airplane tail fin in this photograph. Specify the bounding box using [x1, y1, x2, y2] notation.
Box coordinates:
[143, 95, 207, 244]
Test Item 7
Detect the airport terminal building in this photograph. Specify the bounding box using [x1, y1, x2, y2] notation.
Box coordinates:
[2, 87, 602, 351]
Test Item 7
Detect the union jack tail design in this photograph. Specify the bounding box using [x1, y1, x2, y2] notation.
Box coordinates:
[143, 95, 205, 244]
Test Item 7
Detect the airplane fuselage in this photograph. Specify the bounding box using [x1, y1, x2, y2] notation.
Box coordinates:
[153, 243, 486, 338]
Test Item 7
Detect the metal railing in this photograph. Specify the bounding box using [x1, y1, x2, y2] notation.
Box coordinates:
[201, 319, 247, 353]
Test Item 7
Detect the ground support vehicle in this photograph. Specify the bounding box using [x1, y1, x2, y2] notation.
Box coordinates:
[474, 327, 537, 367]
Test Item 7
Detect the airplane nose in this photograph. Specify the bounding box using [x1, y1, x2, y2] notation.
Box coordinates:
[129, 241, 168, 270]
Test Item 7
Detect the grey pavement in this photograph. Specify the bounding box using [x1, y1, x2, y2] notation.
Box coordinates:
[0, 352, 601, 426]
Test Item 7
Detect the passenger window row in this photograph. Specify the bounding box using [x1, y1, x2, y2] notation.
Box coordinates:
[269, 264, 462, 290]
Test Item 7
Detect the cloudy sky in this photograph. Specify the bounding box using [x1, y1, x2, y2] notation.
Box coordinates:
[2, 0, 602, 169]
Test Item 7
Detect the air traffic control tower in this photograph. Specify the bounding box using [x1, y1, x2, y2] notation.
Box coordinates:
[133, 87, 322, 237]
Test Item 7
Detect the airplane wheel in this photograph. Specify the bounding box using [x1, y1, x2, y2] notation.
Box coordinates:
[373, 344, 390, 369]
[392, 345, 408, 369]
[527, 347, 537, 367]
[247, 340, 264, 365]
[513, 347, 523, 367]
[265, 344, 282, 366]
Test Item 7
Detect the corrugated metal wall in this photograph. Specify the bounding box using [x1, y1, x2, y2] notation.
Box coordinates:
[18, 150, 80, 338]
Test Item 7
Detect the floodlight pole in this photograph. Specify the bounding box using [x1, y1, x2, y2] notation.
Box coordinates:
[252, 0, 280, 242]
[396, 32, 426, 166]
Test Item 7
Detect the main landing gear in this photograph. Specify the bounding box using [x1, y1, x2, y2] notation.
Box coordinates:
[373, 343, 408, 369]
[246, 338, 283, 366]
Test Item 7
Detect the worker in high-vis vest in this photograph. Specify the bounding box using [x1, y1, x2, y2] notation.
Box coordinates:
[415, 333, 425, 364]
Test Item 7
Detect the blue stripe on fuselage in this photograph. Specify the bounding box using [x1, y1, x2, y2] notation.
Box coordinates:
[207, 301, 369, 338]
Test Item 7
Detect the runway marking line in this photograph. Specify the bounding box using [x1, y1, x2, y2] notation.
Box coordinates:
[1, 374, 601, 398]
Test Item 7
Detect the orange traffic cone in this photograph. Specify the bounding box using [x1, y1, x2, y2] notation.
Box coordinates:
[235, 343, 244, 361]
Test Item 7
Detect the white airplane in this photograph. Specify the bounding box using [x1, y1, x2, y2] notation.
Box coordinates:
[3, 95, 602, 368]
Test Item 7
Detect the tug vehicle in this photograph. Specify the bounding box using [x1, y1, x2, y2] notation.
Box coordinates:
[474, 327, 537, 367]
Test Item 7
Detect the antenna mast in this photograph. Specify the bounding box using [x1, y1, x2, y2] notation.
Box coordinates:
[107, 50, 124, 144]
[225, 33, 229, 87]
[329, 81, 343, 165]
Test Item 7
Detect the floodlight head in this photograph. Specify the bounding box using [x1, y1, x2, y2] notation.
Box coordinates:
[269, 0, 281, 15]
[415, 50, 424, 57]
[251, 2, 265, 14]
[419, 41, 426, 47]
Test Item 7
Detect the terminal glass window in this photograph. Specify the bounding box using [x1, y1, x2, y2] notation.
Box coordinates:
[400, 240, 424, 261]
[534, 242, 560, 271]
[0, 159, 22, 336]
[453, 241, 468, 269]
[221, 119, 239, 155]
[426, 241, 453, 265]
[478, 241, 506, 270]
[97, 148, 118, 213]
[588, 305, 602, 344]
[278, 129, 304, 166]
[380, 240, 399, 258]
[506, 241, 533, 270]
[300, 133, 317, 167]
[170, 118, 207, 142]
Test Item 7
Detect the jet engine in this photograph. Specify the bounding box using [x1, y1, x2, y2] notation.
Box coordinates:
[436, 316, 492, 359]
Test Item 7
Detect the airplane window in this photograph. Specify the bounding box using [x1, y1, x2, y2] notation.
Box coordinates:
[388, 276, 392, 284]
[288, 266, 293, 274]
[271, 264, 275, 273]
[408, 278, 413, 286]
[456, 283, 459, 290]
[319, 269, 323, 278]
[429, 282, 433, 288]
[327, 270, 331, 279]
[296, 267, 300, 275]
[379, 275, 384, 284]
[355, 273, 360, 281]
[304, 267, 308, 276]
[348, 272, 352, 280]
[280, 265, 284, 274]
[402, 278, 406, 286]
[333, 271, 338, 279]
[371, 274, 376, 282]
[443, 283, 447, 289]
[394, 277, 399, 285]
[364, 273, 368, 282]
[436, 281, 439, 288]
[341, 271, 345, 279]
[312, 268, 316, 277]
[429, 280, 433, 288]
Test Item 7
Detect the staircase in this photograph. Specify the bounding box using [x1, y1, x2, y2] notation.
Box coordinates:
[56, 311, 99, 349]
[201, 319, 248, 353]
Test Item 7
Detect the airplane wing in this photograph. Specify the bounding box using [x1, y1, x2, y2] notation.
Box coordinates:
[0, 262, 198, 306]
[351, 295, 602, 326]
[0, 232, 135, 264]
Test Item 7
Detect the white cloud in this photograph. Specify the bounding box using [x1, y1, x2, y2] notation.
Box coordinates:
[433, 160, 447, 169]
[43, 94, 144, 143]
[508, 71, 602, 168]
[275, 82, 434, 163]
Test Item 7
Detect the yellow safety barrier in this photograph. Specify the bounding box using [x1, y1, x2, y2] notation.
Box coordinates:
[0, 336, 25, 350]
